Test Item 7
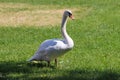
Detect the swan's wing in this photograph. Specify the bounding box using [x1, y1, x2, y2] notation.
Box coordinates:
[39, 39, 59, 50]
[39, 39, 68, 51]
[28, 39, 68, 61]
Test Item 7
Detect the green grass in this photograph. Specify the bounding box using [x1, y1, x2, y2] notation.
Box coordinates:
[0, 0, 120, 80]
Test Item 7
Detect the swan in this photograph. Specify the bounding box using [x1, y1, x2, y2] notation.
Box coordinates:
[28, 10, 74, 66]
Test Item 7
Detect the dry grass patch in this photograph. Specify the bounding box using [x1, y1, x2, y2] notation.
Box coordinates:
[0, 3, 91, 27]
[0, 9, 64, 27]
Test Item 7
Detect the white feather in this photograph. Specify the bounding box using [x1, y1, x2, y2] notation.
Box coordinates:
[28, 10, 74, 63]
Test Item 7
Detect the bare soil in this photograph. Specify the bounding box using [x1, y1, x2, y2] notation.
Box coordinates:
[0, 3, 78, 27]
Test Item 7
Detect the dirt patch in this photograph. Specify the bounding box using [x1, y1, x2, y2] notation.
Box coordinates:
[0, 3, 78, 27]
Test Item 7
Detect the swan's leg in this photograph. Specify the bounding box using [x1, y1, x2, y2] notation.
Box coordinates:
[47, 61, 50, 67]
[55, 58, 57, 67]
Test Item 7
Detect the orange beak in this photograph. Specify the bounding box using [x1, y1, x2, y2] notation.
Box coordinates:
[69, 15, 75, 20]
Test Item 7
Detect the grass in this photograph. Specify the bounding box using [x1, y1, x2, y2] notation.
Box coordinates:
[0, 0, 120, 80]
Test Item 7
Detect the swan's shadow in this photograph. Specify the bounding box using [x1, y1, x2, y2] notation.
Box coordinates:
[27, 61, 56, 68]
[0, 61, 119, 80]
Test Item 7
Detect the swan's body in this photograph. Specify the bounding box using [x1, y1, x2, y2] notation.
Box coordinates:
[28, 10, 74, 66]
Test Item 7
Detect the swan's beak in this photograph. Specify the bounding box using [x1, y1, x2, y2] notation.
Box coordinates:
[70, 15, 75, 20]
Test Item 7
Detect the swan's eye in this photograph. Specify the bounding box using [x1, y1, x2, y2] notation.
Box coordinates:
[68, 12, 72, 17]
[69, 13, 72, 17]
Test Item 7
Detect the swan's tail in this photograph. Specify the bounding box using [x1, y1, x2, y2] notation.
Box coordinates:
[27, 54, 40, 62]
[27, 57, 35, 62]
[27, 57, 33, 62]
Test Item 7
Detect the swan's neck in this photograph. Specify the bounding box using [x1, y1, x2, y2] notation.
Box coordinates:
[61, 15, 74, 48]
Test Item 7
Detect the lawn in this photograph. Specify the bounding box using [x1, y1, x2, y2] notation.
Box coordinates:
[0, 0, 120, 80]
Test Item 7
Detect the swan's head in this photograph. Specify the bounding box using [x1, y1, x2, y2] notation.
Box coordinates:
[64, 10, 74, 19]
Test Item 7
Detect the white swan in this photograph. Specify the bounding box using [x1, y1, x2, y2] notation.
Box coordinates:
[28, 10, 74, 66]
